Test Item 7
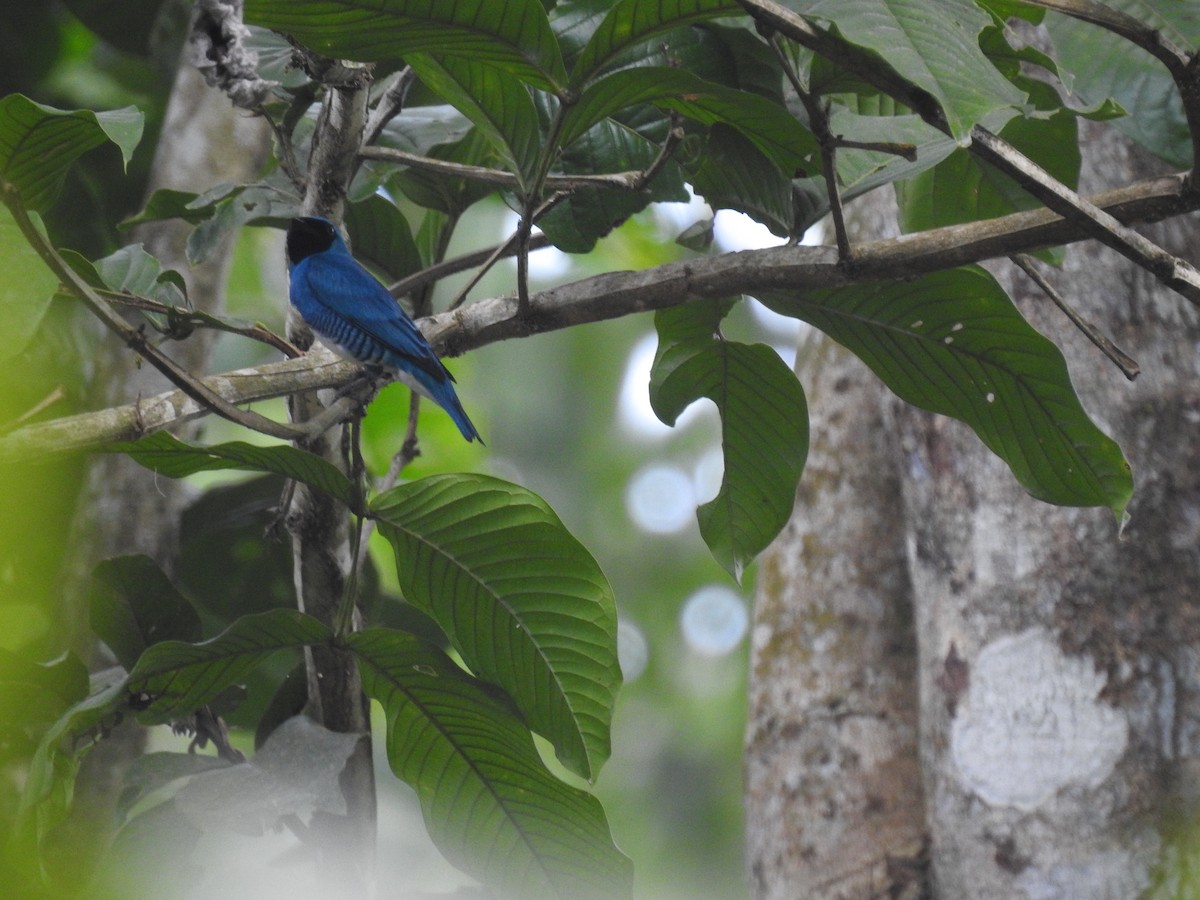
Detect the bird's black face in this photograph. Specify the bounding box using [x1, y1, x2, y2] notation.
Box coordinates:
[286, 216, 338, 266]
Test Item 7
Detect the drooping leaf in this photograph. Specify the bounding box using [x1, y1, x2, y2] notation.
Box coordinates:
[343, 193, 423, 282]
[538, 117, 687, 252]
[895, 78, 1081, 263]
[560, 67, 817, 173]
[101, 432, 361, 513]
[87, 243, 189, 308]
[351, 629, 633, 900]
[0, 204, 58, 362]
[1045, 0, 1195, 167]
[761, 266, 1133, 516]
[127, 609, 331, 723]
[0, 95, 143, 211]
[568, 0, 743, 86]
[245, 0, 568, 92]
[371, 474, 620, 781]
[802, 0, 1026, 142]
[405, 53, 542, 187]
[89, 555, 203, 672]
[651, 300, 809, 579]
[177, 475, 296, 621]
[116, 752, 235, 824]
[120, 188, 208, 229]
[687, 124, 796, 238]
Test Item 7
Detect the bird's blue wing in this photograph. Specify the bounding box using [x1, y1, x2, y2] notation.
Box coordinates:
[295, 252, 450, 384]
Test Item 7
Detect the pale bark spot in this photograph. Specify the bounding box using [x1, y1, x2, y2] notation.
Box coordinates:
[951, 628, 1127, 810]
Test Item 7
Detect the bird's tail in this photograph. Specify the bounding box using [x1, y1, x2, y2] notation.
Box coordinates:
[446, 393, 483, 443]
[428, 378, 483, 443]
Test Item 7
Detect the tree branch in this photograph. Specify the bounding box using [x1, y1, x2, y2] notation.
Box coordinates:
[4, 173, 1191, 462]
[1, 182, 312, 443]
[738, 0, 1200, 305]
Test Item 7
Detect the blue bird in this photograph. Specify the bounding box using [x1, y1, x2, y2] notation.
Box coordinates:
[286, 216, 481, 442]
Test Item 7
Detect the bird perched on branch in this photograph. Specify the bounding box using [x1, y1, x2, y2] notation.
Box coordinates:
[285, 215, 481, 443]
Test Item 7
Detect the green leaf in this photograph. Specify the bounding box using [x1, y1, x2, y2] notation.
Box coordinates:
[761, 267, 1133, 515]
[90, 556, 203, 672]
[0, 94, 143, 211]
[651, 300, 809, 579]
[245, 0, 568, 92]
[127, 609, 332, 723]
[13, 670, 128, 862]
[561, 67, 817, 173]
[350, 629, 633, 900]
[406, 53, 542, 187]
[120, 188, 209, 229]
[102, 432, 362, 513]
[0, 204, 59, 361]
[344, 193, 422, 282]
[802, 0, 1026, 142]
[90, 243, 189, 307]
[687, 125, 796, 238]
[538, 117, 687, 252]
[895, 78, 1080, 262]
[388, 127, 498, 216]
[569, 0, 743, 86]
[371, 474, 620, 781]
[1045, 1, 1194, 167]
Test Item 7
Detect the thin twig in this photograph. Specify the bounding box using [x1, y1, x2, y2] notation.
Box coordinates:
[738, 0, 1200, 306]
[359, 145, 661, 192]
[771, 36, 851, 257]
[1011, 254, 1140, 380]
[387, 233, 552, 299]
[972, 127, 1200, 306]
[103, 289, 303, 357]
[1, 182, 313, 443]
[362, 68, 415, 147]
[256, 103, 306, 192]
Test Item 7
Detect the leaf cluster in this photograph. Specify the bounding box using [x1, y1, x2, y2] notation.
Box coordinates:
[3, 0, 1199, 896]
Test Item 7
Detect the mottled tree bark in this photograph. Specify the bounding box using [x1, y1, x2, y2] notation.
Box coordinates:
[746, 125, 1200, 897]
[896, 125, 1200, 898]
[746, 334, 927, 899]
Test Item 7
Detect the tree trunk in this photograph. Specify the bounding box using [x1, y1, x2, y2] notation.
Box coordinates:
[746, 126, 1199, 897]
[49, 54, 270, 885]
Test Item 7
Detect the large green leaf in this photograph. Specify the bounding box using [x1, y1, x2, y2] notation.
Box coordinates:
[0, 204, 58, 362]
[343, 193, 423, 283]
[651, 300, 809, 579]
[245, 0, 568, 92]
[800, 0, 1026, 142]
[89, 555, 203, 672]
[0, 94, 142, 211]
[370, 474, 620, 781]
[1045, 0, 1195, 167]
[687, 125, 796, 238]
[127, 609, 332, 723]
[761, 267, 1133, 515]
[102, 432, 362, 513]
[538, 117, 687, 252]
[561, 66, 817, 173]
[568, 0, 743, 86]
[350, 629, 632, 900]
[405, 53, 542, 187]
[895, 78, 1081, 261]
